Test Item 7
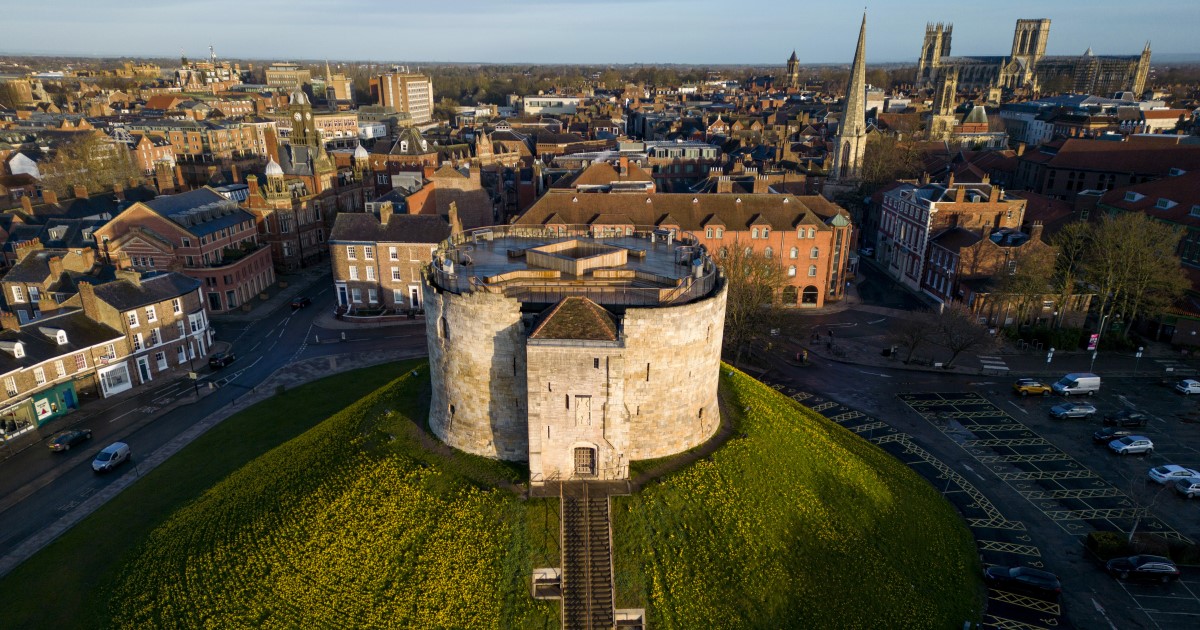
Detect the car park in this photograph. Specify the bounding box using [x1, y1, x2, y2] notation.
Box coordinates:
[1148, 464, 1199, 484]
[1108, 435, 1154, 455]
[1173, 477, 1200, 499]
[91, 442, 131, 473]
[1174, 379, 1200, 395]
[209, 352, 236, 369]
[1051, 372, 1100, 396]
[1105, 555, 1180, 583]
[1103, 409, 1148, 427]
[1049, 402, 1096, 419]
[1092, 427, 1137, 443]
[1013, 378, 1053, 396]
[983, 565, 1062, 599]
[48, 429, 93, 452]
[290, 296, 312, 309]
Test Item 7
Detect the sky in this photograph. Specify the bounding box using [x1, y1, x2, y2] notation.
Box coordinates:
[3, 0, 1196, 65]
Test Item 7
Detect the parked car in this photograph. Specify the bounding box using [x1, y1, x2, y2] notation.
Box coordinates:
[1106, 555, 1180, 583]
[1051, 372, 1101, 396]
[48, 429, 92, 452]
[1149, 464, 1199, 485]
[1093, 427, 1138, 443]
[209, 352, 236, 369]
[983, 565, 1062, 599]
[1013, 378, 1053, 396]
[290, 296, 312, 309]
[1049, 402, 1097, 419]
[92, 442, 131, 473]
[1103, 410, 1149, 427]
[1173, 477, 1200, 499]
[1174, 379, 1200, 395]
[1109, 435, 1154, 455]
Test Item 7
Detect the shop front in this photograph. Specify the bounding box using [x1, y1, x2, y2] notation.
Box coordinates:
[97, 361, 133, 397]
[31, 381, 78, 425]
[0, 398, 36, 440]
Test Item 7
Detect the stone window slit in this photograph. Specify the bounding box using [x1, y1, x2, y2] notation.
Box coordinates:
[646, 363, 651, 381]
[565, 394, 570, 409]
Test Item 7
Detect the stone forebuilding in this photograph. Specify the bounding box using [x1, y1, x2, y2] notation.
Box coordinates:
[328, 204, 452, 314]
[517, 184, 854, 307]
[423, 225, 726, 484]
[917, 19, 1151, 95]
[830, 14, 869, 183]
[93, 188, 274, 314]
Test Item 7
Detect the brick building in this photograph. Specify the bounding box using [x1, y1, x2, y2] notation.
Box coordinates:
[368, 72, 435, 123]
[328, 204, 451, 314]
[93, 188, 274, 313]
[2, 244, 111, 324]
[1013, 138, 1200, 201]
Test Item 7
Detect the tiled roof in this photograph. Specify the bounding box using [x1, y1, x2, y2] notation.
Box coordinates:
[329, 212, 451, 245]
[517, 193, 847, 232]
[529, 297, 619, 341]
[91, 272, 201, 311]
[0, 310, 123, 376]
[1099, 171, 1200, 228]
[1041, 139, 1200, 174]
[143, 187, 256, 237]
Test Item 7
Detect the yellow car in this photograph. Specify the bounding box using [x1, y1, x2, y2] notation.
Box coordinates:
[1013, 378, 1052, 396]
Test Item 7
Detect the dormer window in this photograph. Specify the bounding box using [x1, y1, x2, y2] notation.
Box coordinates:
[1190, 205, 1200, 218]
[1125, 191, 1145, 202]
[39, 327, 67, 345]
[1155, 198, 1177, 210]
[0, 341, 25, 358]
[400, 141, 408, 152]
[1170, 168, 1186, 177]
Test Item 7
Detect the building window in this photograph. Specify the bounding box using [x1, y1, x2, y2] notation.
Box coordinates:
[155, 351, 167, 370]
[347, 246, 357, 260]
[788, 265, 797, 277]
[808, 228, 815, 238]
[11, 286, 24, 303]
[145, 306, 157, 323]
[182, 238, 191, 247]
[715, 228, 724, 238]
[128, 311, 139, 328]
[705, 228, 713, 238]
[364, 246, 374, 260]
[762, 227, 770, 239]
[4, 376, 16, 397]
[133, 333, 143, 351]
[34, 367, 46, 385]
[389, 246, 398, 261]
[365, 266, 375, 281]
[172, 298, 182, 314]
[393, 288, 405, 305]
[349, 266, 359, 281]
[74, 353, 87, 371]
[811, 247, 820, 258]
[391, 267, 401, 281]
[351, 288, 362, 303]
[368, 289, 378, 303]
[149, 328, 161, 346]
[809, 265, 817, 277]
[752, 228, 759, 239]
[790, 247, 798, 259]
[764, 247, 773, 259]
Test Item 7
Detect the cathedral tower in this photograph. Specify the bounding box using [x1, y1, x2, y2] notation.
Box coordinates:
[831, 13, 868, 182]
[917, 22, 952, 85]
[786, 50, 800, 89]
[1011, 19, 1051, 63]
[928, 67, 959, 140]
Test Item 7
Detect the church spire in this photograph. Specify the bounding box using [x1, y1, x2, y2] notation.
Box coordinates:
[831, 12, 868, 181]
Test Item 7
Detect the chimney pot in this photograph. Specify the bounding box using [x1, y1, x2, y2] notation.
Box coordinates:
[43, 189, 59, 205]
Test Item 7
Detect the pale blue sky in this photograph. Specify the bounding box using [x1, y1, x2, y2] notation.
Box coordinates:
[4, 1, 1195, 64]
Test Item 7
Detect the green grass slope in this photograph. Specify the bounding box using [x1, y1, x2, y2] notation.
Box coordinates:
[612, 366, 983, 629]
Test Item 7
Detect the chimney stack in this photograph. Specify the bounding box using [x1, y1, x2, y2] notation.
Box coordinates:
[379, 201, 393, 226]
[113, 182, 125, 201]
[753, 175, 769, 194]
[175, 164, 185, 188]
[73, 184, 88, 199]
[618, 156, 629, 176]
[20, 196, 32, 214]
[0, 312, 20, 332]
[43, 189, 59, 206]
[231, 163, 241, 184]
[1016, 142, 1026, 157]
[77, 281, 99, 319]
[116, 269, 142, 286]
[1029, 220, 1045, 242]
[717, 176, 733, 194]
[423, 165, 436, 180]
[246, 174, 260, 199]
[48, 255, 64, 280]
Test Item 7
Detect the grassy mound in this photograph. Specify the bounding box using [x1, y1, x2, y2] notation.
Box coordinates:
[612, 366, 983, 628]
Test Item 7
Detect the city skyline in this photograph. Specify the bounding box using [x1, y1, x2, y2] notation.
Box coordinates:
[3, 1, 1196, 65]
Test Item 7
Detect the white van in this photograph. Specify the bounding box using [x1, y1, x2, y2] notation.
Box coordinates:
[92, 442, 131, 473]
[1052, 372, 1101, 396]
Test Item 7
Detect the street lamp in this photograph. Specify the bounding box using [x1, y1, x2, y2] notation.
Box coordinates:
[1091, 314, 1109, 372]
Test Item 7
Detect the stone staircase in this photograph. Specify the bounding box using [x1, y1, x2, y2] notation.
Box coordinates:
[561, 482, 615, 630]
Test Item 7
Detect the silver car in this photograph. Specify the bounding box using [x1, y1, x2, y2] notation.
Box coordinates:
[1049, 402, 1097, 419]
[1109, 436, 1154, 456]
[1174, 477, 1200, 499]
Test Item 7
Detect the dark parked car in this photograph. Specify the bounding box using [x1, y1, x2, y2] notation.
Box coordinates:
[48, 428, 93, 452]
[1103, 409, 1149, 427]
[290, 296, 312, 309]
[209, 352, 236, 369]
[1106, 555, 1180, 583]
[1093, 427, 1138, 443]
[983, 565, 1062, 598]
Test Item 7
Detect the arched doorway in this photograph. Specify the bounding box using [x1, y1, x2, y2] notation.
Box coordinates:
[573, 447, 596, 477]
[782, 286, 798, 305]
[801, 286, 819, 305]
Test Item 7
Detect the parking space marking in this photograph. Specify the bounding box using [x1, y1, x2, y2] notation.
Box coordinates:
[979, 540, 1041, 556]
[989, 589, 1060, 615]
[1021, 488, 1126, 500]
[978, 454, 1072, 463]
[997, 470, 1097, 481]
[982, 613, 1056, 629]
[828, 410, 864, 422]
[810, 401, 838, 412]
[965, 438, 1052, 447]
[846, 421, 888, 434]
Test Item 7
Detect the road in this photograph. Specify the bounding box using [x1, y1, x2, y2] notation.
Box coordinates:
[0, 281, 427, 558]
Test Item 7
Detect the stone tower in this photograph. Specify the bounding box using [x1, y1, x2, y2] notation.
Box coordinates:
[1133, 41, 1152, 95]
[1011, 19, 1051, 63]
[786, 50, 800, 89]
[928, 67, 959, 140]
[831, 13, 868, 182]
[917, 22, 952, 84]
[287, 89, 320, 149]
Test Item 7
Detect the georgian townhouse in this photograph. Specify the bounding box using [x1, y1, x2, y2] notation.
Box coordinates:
[1, 243, 112, 324]
[0, 310, 127, 439]
[93, 187, 274, 313]
[515, 188, 854, 307]
[329, 203, 451, 313]
[64, 272, 211, 387]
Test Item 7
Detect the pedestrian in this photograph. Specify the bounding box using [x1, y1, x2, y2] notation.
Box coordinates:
[801, 349, 808, 364]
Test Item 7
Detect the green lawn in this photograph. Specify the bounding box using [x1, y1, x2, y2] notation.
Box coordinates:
[2, 361, 981, 629]
[612, 366, 984, 628]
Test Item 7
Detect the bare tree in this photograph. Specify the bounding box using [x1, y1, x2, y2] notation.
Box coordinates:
[1051, 222, 1091, 328]
[859, 135, 923, 191]
[1085, 213, 1189, 338]
[719, 241, 789, 366]
[934, 302, 994, 368]
[890, 311, 937, 363]
[38, 132, 141, 197]
[995, 245, 1057, 326]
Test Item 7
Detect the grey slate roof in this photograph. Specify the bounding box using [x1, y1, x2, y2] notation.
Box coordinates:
[329, 213, 451, 245]
[0, 310, 124, 377]
[90, 272, 201, 311]
[143, 187, 255, 238]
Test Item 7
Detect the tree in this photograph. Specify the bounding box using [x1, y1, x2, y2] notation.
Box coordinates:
[1084, 213, 1189, 338]
[891, 311, 937, 363]
[433, 97, 460, 122]
[1051, 222, 1091, 328]
[995, 245, 1057, 326]
[38, 132, 141, 197]
[934, 303, 993, 368]
[859, 135, 923, 191]
[719, 242, 790, 366]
